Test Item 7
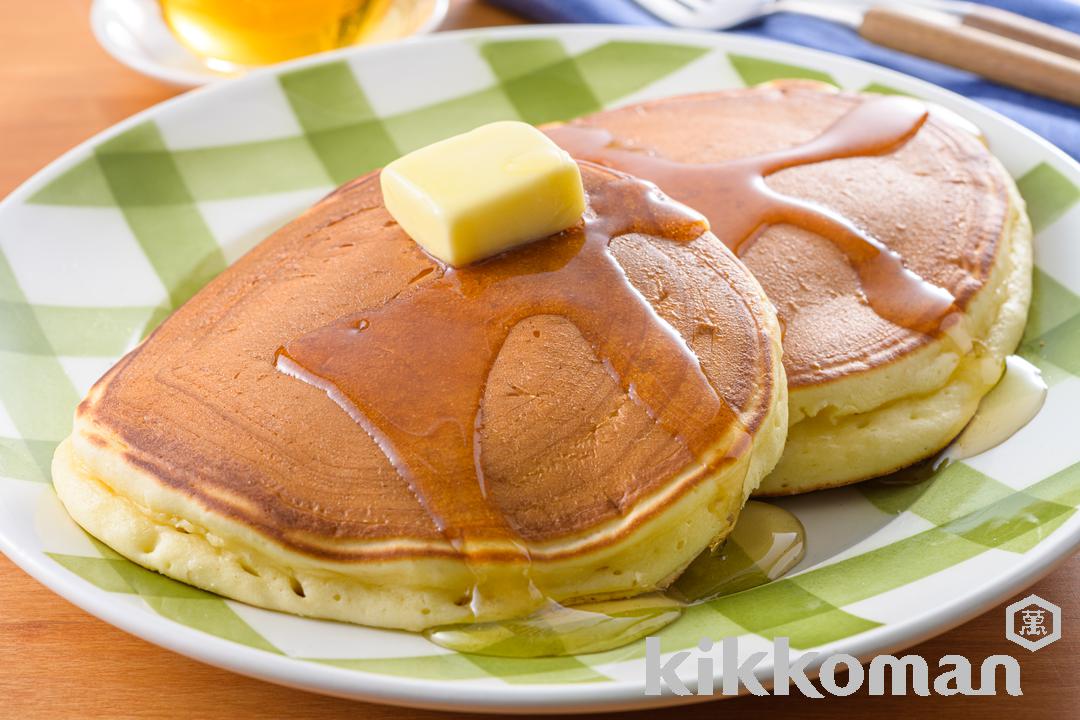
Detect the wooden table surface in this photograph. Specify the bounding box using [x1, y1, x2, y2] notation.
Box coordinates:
[0, 1, 1076, 718]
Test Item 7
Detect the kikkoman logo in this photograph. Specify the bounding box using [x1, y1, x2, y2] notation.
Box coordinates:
[1006, 594, 1062, 652]
[644, 637, 1023, 697]
[645, 594, 1061, 697]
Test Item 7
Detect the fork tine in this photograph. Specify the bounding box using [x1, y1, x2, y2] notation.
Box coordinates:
[632, 0, 704, 25]
[631, 0, 766, 30]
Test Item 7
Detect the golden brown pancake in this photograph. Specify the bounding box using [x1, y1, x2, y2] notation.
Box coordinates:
[54, 162, 787, 630]
[546, 83, 1032, 493]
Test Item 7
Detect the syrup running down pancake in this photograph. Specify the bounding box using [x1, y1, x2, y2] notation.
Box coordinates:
[546, 83, 1032, 493]
[54, 162, 787, 630]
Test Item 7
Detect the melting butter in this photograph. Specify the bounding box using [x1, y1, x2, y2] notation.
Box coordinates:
[380, 120, 585, 267]
[425, 502, 805, 657]
[938, 355, 1047, 466]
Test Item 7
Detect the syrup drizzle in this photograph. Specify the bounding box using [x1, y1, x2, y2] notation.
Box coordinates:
[277, 172, 740, 614]
[276, 96, 958, 620]
[545, 95, 958, 335]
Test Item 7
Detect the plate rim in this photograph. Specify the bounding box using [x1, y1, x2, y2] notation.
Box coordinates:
[2, 23, 1079, 713]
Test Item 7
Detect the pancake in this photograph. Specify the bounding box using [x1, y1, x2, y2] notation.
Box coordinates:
[545, 83, 1032, 494]
[53, 162, 787, 631]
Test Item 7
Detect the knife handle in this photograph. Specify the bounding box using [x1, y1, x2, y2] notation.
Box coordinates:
[963, 5, 1080, 62]
[860, 6, 1080, 106]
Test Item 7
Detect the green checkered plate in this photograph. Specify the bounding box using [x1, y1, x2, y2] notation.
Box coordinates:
[1, 26, 1078, 714]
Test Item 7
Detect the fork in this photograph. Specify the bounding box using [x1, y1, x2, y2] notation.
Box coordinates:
[631, 0, 1080, 105]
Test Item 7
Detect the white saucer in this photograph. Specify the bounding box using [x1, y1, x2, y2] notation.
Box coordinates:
[90, 0, 449, 86]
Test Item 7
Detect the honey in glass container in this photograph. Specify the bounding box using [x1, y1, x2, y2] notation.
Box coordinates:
[159, 0, 389, 67]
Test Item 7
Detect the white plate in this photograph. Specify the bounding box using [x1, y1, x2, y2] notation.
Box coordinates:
[1, 26, 1078, 713]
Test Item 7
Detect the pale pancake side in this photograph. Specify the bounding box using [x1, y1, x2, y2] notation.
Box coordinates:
[759, 173, 1031, 493]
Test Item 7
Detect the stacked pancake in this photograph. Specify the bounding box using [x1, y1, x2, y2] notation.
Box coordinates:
[547, 83, 1031, 493]
[53, 163, 787, 630]
[54, 82, 1032, 631]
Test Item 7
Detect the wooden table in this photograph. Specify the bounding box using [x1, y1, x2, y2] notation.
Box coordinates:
[0, 2, 1076, 718]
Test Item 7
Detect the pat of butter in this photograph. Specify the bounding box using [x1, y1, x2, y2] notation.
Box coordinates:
[380, 121, 586, 267]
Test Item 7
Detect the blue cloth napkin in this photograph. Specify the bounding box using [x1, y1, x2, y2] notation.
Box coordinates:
[487, 0, 1080, 160]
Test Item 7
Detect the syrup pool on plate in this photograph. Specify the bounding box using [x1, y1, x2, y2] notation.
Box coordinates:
[424, 501, 806, 658]
[870, 355, 1047, 488]
[937, 355, 1047, 466]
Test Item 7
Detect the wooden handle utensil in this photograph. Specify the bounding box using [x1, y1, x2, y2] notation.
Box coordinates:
[860, 6, 1080, 106]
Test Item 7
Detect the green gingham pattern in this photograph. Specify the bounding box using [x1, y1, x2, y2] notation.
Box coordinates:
[1, 30, 1078, 691]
